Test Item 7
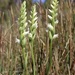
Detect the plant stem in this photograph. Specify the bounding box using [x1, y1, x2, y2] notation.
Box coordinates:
[30, 41, 35, 75]
[49, 39, 53, 68]
[45, 39, 52, 75]
[22, 48, 28, 75]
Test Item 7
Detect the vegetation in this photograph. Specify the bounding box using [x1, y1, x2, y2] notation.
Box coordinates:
[0, 0, 75, 75]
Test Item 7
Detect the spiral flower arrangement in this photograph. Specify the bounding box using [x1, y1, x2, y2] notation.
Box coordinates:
[45, 0, 58, 75]
[28, 5, 38, 75]
[18, 1, 37, 75]
[18, 0, 58, 75]
[18, 1, 28, 75]
[28, 5, 38, 41]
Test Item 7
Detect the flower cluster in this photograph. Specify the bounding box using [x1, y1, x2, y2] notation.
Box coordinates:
[47, 0, 58, 40]
[28, 5, 38, 41]
[45, 0, 59, 75]
[18, 1, 29, 74]
[18, 1, 28, 48]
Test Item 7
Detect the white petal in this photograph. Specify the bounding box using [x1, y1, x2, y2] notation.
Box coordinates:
[47, 23, 54, 31]
[53, 34, 58, 39]
[48, 15, 52, 19]
[52, 1, 56, 5]
[46, 29, 48, 33]
[55, 20, 58, 24]
[49, 9, 53, 13]
[15, 38, 20, 43]
[29, 33, 32, 38]
[34, 12, 37, 16]
[23, 30, 29, 36]
[32, 22, 38, 29]
[51, 4, 55, 9]
[33, 17, 38, 21]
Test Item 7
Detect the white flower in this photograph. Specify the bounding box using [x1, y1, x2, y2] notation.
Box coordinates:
[29, 33, 32, 38]
[23, 30, 29, 36]
[33, 17, 38, 22]
[55, 20, 58, 24]
[15, 38, 20, 43]
[51, 4, 55, 9]
[32, 22, 38, 29]
[24, 22, 28, 27]
[53, 34, 58, 39]
[46, 29, 49, 33]
[34, 13, 37, 16]
[52, 1, 56, 5]
[49, 9, 53, 13]
[47, 23, 54, 31]
[35, 23, 38, 29]
[48, 15, 52, 20]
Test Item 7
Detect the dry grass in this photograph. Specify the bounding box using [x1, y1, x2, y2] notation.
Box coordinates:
[0, 0, 75, 75]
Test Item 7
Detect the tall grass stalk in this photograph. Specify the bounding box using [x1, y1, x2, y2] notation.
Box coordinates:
[18, 1, 28, 75]
[45, 0, 58, 75]
[28, 5, 38, 75]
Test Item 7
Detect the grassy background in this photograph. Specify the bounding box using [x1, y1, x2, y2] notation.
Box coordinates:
[0, 0, 75, 75]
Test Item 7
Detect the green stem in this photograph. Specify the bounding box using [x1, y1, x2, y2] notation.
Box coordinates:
[22, 48, 28, 75]
[45, 39, 52, 75]
[30, 41, 36, 75]
[49, 39, 52, 68]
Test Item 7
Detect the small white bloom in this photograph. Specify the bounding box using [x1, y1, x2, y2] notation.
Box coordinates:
[55, 20, 58, 24]
[30, 15, 32, 18]
[48, 15, 52, 20]
[15, 38, 20, 43]
[35, 24, 38, 28]
[53, 34, 58, 39]
[24, 22, 28, 27]
[24, 12, 27, 15]
[52, 1, 56, 5]
[34, 12, 37, 16]
[28, 20, 31, 23]
[47, 23, 54, 31]
[46, 29, 48, 33]
[35, 22, 38, 28]
[49, 9, 53, 13]
[33, 17, 38, 21]
[32, 22, 38, 29]
[23, 30, 29, 36]
[27, 28, 29, 31]
[51, 4, 55, 9]
[29, 33, 32, 38]
[55, 13, 58, 16]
